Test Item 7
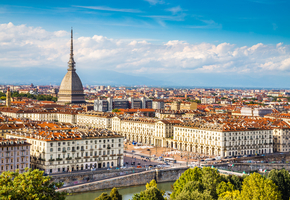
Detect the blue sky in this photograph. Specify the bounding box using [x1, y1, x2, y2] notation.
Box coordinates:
[1, 0, 290, 87]
[1, 0, 290, 45]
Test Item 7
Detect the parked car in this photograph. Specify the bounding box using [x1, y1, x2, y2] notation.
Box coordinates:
[137, 165, 142, 168]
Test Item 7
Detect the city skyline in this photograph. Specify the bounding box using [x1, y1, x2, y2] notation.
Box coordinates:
[1, 0, 290, 87]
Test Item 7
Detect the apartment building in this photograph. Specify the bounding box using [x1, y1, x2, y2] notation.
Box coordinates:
[0, 137, 31, 174]
[94, 97, 152, 112]
[172, 120, 273, 157]
[0, 107, 78, 124]
[77, 112, 113, 128]
[6, 128, 124, 174]
[112, 116, 181, 147]
[201, 97, 216, 104]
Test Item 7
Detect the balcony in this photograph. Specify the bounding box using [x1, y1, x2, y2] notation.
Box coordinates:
[72, 149, 76, 152]
[117, 154, 123, 156]
[93, 156, 99, 158]
[56, 158, 62, 161]
[80, 149, 85, 151]
[66, 157, 72, 160]
[75, 157, 81, 160]
[107, 147, 111, 149]
[62, 150, 66, 153]
[102, 155, 107, 157]
[49, 159, 55, 162]
[90, 148, 94, 151]
[84, 156, 90, 159]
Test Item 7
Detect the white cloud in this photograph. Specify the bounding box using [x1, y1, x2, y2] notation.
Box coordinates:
[75, 6, 141, 13]
[144, 0, 164, 5]
[1, 22, 290, 76]
[166, 6, 183, 15]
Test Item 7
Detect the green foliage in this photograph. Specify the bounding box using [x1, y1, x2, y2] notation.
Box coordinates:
[0, 168, 66, 200]
[175, 189, 213, 200]
[131, 187, 165, 200]
[10, 91, 57, 102]
[95, 188, 122, 200]
[110, 188, 122, 200]
[0, 92, 5, 97]
[268, 169, 290, 200]
[146, 180, 158, 189]
[216, 182, 234, 196]
[218, 190, 241, 200]
[112, 109, 121, 112]
[131, 179, 165, 200]
[171, 167, 221, 200]
[95, 193, 112, 200]
[240, 173, 282, 200]
[171, 167, 202, 199]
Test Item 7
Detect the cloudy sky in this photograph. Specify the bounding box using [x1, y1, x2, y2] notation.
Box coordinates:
[1, 0, 290, 87]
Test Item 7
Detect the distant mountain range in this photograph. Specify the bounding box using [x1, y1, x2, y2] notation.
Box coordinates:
[1, 66, 290, 89]
[0, 67, 172, 86]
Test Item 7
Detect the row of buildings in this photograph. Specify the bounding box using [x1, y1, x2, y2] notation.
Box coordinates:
[0, 120, 124, 174]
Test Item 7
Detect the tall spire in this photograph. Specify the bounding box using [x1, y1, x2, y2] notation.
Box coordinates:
[68, 27, 75, 71]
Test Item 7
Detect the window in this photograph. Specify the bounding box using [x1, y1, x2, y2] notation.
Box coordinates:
[50, 143, 53, 147]
[50, 148, 53, 152]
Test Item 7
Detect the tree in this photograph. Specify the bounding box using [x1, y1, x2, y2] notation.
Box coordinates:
[240, 173, 282, 200]
[131, 187, 165, 200]
[110, 187, 122, 200]
[112, 109, 121, 113]
[175, 189, 213, 200]
[170, 167, 202, 199]
[95, 188, 122, 200]
[131, 180, 165, 200]
[95, 193, 112, 200]
[216, 181, 234, 197]
[146, 180, 158, 189]
[268, 169, 290, 200]
[218, 190, 241, 200]
[201, 167, 221, 199]
[0, 168, 66, 200]
[171, 167, 222, 200]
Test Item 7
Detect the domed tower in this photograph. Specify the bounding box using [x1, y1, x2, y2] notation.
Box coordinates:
[57, 29, 86, 104]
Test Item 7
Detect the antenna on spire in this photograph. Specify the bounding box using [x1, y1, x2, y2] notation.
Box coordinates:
[70, 27, 73, 58]
[68, 27, 75, 70]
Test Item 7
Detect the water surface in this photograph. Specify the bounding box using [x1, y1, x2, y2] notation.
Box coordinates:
[66, 182, 174, 200]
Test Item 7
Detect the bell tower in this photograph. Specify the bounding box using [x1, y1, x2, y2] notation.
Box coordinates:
[6, 88, 11, 108]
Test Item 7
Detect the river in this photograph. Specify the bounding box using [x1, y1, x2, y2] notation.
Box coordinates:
[66, 182, 174, 200]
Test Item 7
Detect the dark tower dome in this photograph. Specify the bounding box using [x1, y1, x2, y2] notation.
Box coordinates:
[57, 29, 86, 104]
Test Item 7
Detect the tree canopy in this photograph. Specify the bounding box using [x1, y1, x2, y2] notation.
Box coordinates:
[268, 169, 290, 200]
[131, 180, 165, 200]
[171, 167, 285, 200]
[171, 167, 221, 199]
[0, 168, 66, 200]
[95, 188, 122, 200]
